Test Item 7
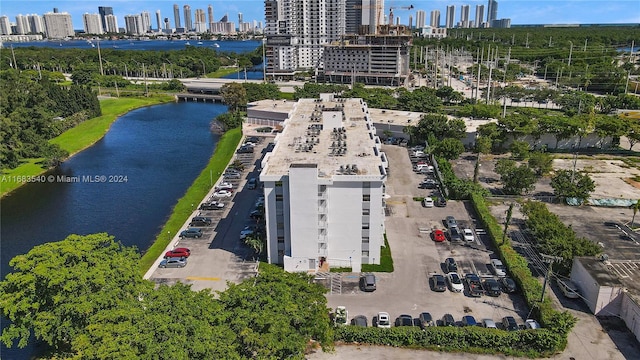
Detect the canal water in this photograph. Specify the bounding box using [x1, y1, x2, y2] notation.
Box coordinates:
[0, 101, 227, 359]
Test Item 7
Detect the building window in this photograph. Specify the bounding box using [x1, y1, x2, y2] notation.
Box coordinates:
[362, 223, 370, 230]
[275, 181, 283, 187]
[362, 208, 370, 215]
[362, 194, 370, 202]
[277, 236, 284, 244]
[276, 194, 283, 201]
[362, 251, 369, 257]
[362, 237, 369, 243]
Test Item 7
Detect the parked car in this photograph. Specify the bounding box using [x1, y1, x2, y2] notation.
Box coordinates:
[249, 210, 264, 221]
[237, 146, 254, 154]
[440, 314, 456, 327]
[213, 190, 233, 198]
[500, 277, 518, 293]
[482, 319, 498, 329]
[395, 314, 414, 327]
[164, 247, 191, 258]
[350, 315, 368, 327]
[447, 272, 464, 292]
[461, 315, 477, 327]
[180, 228, 203, 238]
[189, 216, 212, 227]
[463, 228, 475, 242]
[430, 274, 447, 292]
[199, 201, 225, 210]
[484, 278, 502, 297]
[557, 279, 580, 299]
[359, 273, 377, 292]
[422, 197, 434, 207]
[490, 259, 507, 277]
[436, 197, 447, 207]
[334, 306, 348, 326]
[240, 227, 255, 240]
[418, 312, 435, 329]
[525, 319, 541, 329]
[465, 273, 484, 297]
[159, 257, 187, 268]
[445, 216, 458, 229]
[502, 316, 519, 331]
[247, 178, 257, 190]
[216, 182, 233, 190]
[448, 227, 463, 242]
[444, 258, 458, 273]
[376, 312, 391, 328]
[432, 229, 446, 242]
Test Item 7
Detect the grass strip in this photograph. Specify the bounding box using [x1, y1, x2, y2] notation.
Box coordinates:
[1, 96, 172, 198]
[209, 67, 240, 78]
[138, 127, 243, 274]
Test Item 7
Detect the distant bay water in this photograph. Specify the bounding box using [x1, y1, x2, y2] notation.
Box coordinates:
[7, 39, 261, 53]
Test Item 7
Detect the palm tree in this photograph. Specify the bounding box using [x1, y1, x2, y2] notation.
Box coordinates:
[244, 235, 264, 254]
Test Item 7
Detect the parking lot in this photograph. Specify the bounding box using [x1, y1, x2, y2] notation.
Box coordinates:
[144, 136, 270, 293]
[325, 145, 531, 329]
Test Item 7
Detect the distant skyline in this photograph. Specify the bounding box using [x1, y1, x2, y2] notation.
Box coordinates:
[0, 0, 638, 30]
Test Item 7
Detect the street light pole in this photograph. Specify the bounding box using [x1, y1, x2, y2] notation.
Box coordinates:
[199, 59, 206, 77]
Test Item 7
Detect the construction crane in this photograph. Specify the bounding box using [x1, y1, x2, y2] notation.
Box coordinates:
[389, 5, 414, 26]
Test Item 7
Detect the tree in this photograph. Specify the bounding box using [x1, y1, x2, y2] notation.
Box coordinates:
[434, 138, 465, 160]
[509, 140, 530, 160]
[550, 169, 595, 201]
[624, 120, 640, 151]
[217, 264, 333, 359]
[528, 152, 554, 176]
[243, 234, 264, 255]
[0, 233, 146, 350]
[221, 82, 247, 113]
[494, 159, 537, 195]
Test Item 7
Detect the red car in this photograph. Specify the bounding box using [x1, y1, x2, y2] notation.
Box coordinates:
[432, 229, 446, 242]
[165, 247, 191, 258]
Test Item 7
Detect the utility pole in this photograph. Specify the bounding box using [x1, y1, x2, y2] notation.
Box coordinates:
[525, 33, 529, 48]
[625, 70, 631, 94]
[97, 40, 104, 76]
[476, 46, 483, 103]
[540, 254, 563, 303]
[583, 38, 588, 52]
[568, 41, 573, 79]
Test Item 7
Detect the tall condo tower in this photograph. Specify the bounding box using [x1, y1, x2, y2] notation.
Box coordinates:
[430, 10, 440, 27]
[183, 5, 192, 31]
[173, 4, 181, 28]
[487, 0, 498, 26]
[445, 5, 455, 28]
[98, 6, 113, 32]
[415, 10, 426, 28]
[460, 5, 470, 28]
[156, 10, 162, 31]
[475, 4, 484, 28]
[208, 4, 214, 32]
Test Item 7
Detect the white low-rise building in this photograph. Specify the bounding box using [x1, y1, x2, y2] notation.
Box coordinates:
[259, 94, 388, 273]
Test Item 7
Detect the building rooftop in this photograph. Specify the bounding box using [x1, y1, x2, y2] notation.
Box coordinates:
[367, 108, 423, 126]
[247, 99, 296, 114]
[262, 96, 385, 179]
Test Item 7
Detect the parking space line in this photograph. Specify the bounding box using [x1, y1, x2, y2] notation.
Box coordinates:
[186, 276, 221, 281]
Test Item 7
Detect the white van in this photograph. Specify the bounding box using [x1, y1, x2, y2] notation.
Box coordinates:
[413, 164, 434, 173]
[557, 279, 580, 299]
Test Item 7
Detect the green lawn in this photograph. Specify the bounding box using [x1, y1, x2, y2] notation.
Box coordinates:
[138, 127, 243, 274]
[1, 95, 173, 198]
[209, 67, 240, 78]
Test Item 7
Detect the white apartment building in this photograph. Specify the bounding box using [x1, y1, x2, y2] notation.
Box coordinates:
[418, 26, 447, 39]
[258, 95, 388, 273]
[15, 14, 29, 35]
[475, 4, 485, 28]
[28, 14, 45, 34]
[124, 15, 144, 35]
[445, 5, 455, 28]
[141, 11, 152, 33]
[415, 10, 426, 29]
[104, 14, 119, 33]
[265, 0, 346, 78]
[430, 10, 440, 28]
[0, 16, 12, 35]
[43, 12, 74, 39]
[83, 13, 103, 35]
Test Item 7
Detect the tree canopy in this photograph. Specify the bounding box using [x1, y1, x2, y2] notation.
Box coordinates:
[550, 169, 596, 201]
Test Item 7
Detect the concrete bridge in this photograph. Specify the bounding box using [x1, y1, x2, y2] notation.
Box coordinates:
[175, 93, 223, 103]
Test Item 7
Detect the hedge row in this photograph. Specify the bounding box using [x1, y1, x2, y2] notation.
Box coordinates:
[335, 326, 564, 358]
[470, 192, 575, 348]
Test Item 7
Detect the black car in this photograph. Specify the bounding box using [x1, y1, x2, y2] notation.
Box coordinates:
[189, 216, 212, 226]
[448, 228, 463, 242]
[200, 201, 224, 210]
[236, 146, 254, 154]
[444, 258, 458, 273]
[430, 274, 447, 292]
[359, 273, 377, 292]
[394, 314, 414, 327]
[440, 314, 455, 327]
[484, 278, 502, 297]
[461, 315, 477, 327]
[500, 277, 518, 293]
[502, 316, 519, 331]
[418, 312, 435, 329]
[350, 315, 368, 327]
[436, 197, 447, 207]
[180, 228, 203, 238]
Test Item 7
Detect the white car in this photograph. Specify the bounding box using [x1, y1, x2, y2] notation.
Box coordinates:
[334, 306, 348, 326]
[525, 319, 541, 329]
[447, 272, 464, 292]
[216, 182, 233, 190]
[240, 227, 255, 240]
[422, 197, 434, 208]
[376, 312, 391, 328]
[490, 259, 507, 277]
[213, 190, 233, 198]
[557, 279, 580, 299]
[463, 228, 475, 242]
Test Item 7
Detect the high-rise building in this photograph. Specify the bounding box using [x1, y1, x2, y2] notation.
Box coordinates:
[430, 10, 440, 27]
[254, 95, 387, 273]
[360, 0, 384, 35]
[104, 14, 118, 33]
[195, 9, 207, 33]
[140, 11, 151, 32]
[183, 5, 192, 31]
[238, 12, 243, 27]
[415, 10, 426, 28]
[487, 0, 498, 26]
[173, 4, 181, 29]
[265, 0, 346, 77]
[15, 14, 29, 35]
[164, 17, 171, 30]
[156, 10, 162, 31]
[460, 5, 470, 28]
[0, 16, 12, 35]
[210, 14, 235, 34]
[124, 14, 144, 35]
[83, 13, 103, 34]
[98, 6, 113, 32]
[345, 0, 363, 34]
[208, 5, 214, 32]
[28, 14, 45, 34]
[475, 4, 484, 28]
[43, 12, 74, 38]
[445, 5, 455, 28]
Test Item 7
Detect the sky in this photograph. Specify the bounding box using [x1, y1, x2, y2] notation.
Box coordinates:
[0, 0, 638, 29]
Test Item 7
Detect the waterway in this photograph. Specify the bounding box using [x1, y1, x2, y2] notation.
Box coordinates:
[7, 39, 261, 53]
[0, 101, 228, 359]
